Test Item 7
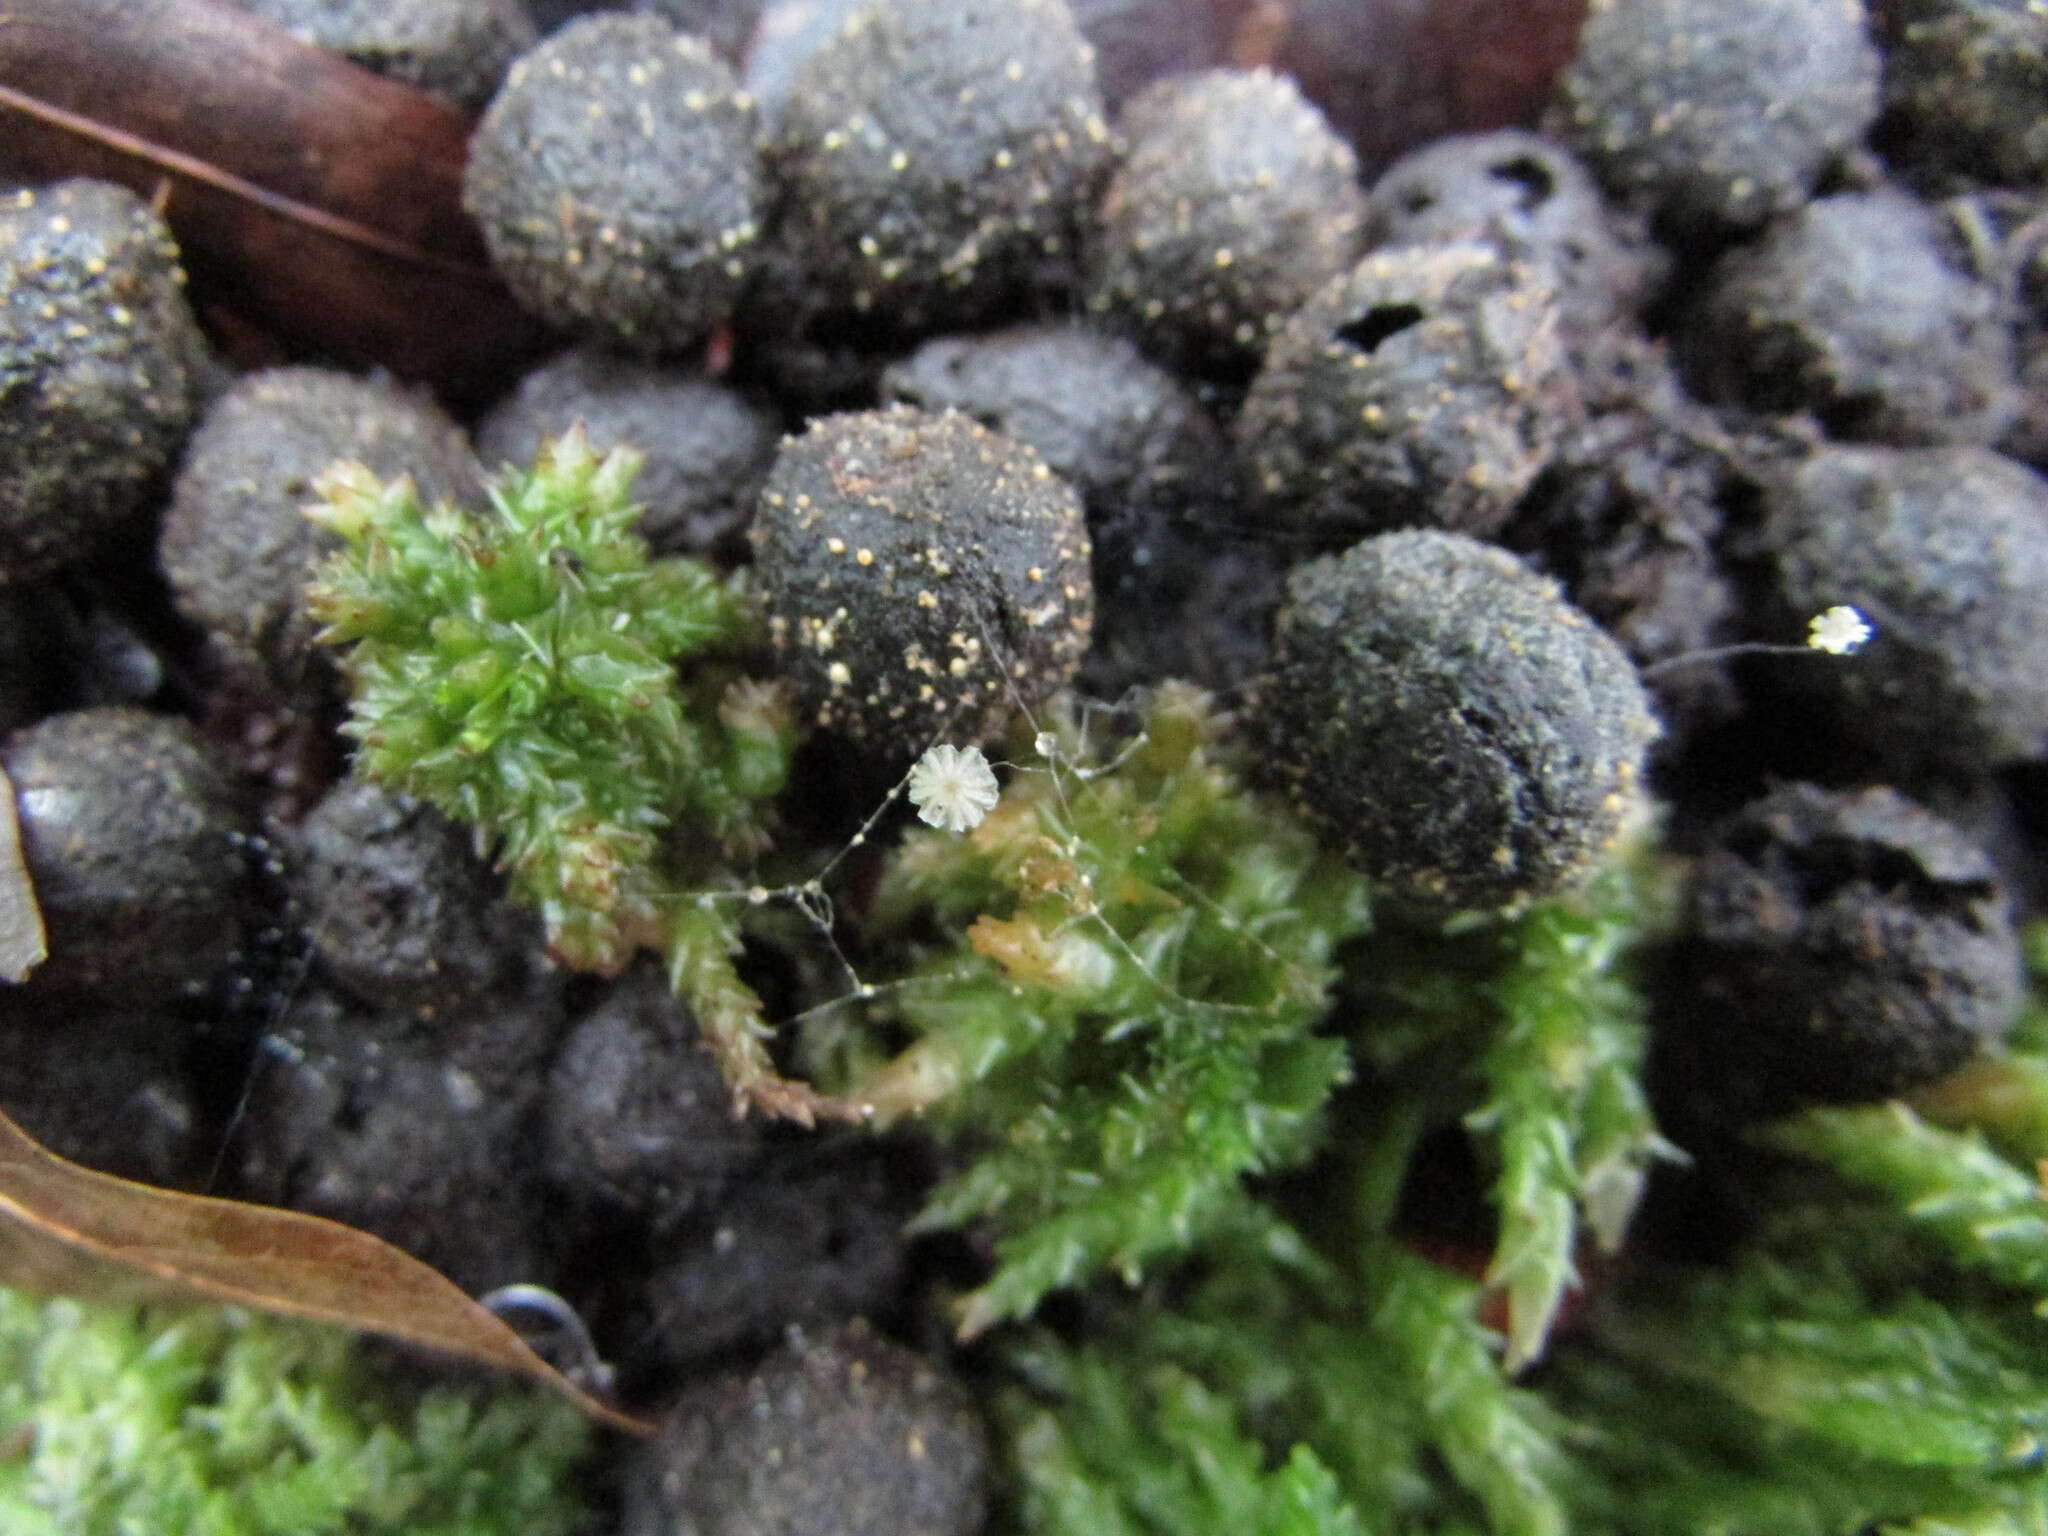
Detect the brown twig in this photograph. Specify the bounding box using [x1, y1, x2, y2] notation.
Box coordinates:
[0, 83, 486, 279]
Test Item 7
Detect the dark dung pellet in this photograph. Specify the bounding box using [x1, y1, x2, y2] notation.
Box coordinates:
[291, 779, 533, 1018]
[622, 1320, 988, 1536]
[727, 236, 902, 419]
[1763, 444, 2048, 774]
[223, 0, 538, 112]
[0, 180, 210, 586]
[1688, 782, 2024, 1109]
[0, 998, 212, 1189]
[1364, 129, 1657, 328]
[476, 348, 779, 562]
[630, 1138, 917, 1375]
[543, 960, 761, 1227]
[232, 980, 566, 1296]
[880, 323, 1233, 690]
[1680, 189, 2017, 447]
[750, 405, 1093, 754]
[465, 14, 765, 351]
[769, 0, 1109, 335]
[880, 325, 1227, 527]
[1235, 243, 1578, 545]
[1085, 67, 1365, 374]
[1257, 530, 1657, 909]
[3, 707, 249, 1004]
[158, 366, 477, 687]
[1550, 0, 1881, 231]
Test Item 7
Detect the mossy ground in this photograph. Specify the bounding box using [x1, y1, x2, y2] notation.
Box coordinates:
[0, 1289, 593, 1536]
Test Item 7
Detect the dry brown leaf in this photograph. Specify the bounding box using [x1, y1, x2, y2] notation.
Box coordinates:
[0, 766, 45, 983]
[966, 913, 1071, 990]
[0, 1106, 650, 1436]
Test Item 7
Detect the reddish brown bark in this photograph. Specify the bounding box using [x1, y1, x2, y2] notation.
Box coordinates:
[0, 0, 550, 406]
[1272, 0, 1589, 173]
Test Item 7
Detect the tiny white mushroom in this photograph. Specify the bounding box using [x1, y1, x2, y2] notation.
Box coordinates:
[906, 743, 1000, 833]
[1807, 605, 1873, 656]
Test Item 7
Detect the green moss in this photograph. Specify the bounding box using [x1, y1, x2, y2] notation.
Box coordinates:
[1462, 856, 1676, 1367]
[999, 1343, 1365, 1536]
[1769, 1103, 2048, 1305]
[0, 1287, 592, 1536]
[833, 688, 1681, 1531]
[992, 1142, 2048, 1536]
[972, 843, 1663, 1534]
[1551, 1201, 2048, 1536]
[989, 1215, 1573, 1536]
[844, 685, 1373, 1333]
[306, 429, 785, 971]
[306, 430, 851, 1120]
[1523, 929, 2048, 1536]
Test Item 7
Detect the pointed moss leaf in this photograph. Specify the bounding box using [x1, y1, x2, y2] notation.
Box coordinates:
[1457, 855, 1670, 1370]
[946, 1031, 1350, 1336]
[1552, 1191, 2048, 1536]
[1368, 1247, 1572, 1536]
[997, 1344, 1368, 1536]
[1716, 1306, 2048, 1470]
[1770, 1103, 2048, 1306]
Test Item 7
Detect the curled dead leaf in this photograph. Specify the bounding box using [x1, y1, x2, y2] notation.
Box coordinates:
[0, 766, 45, 984]
[0, 1106, 651, 1436]
[966, 913, 1070, 990]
